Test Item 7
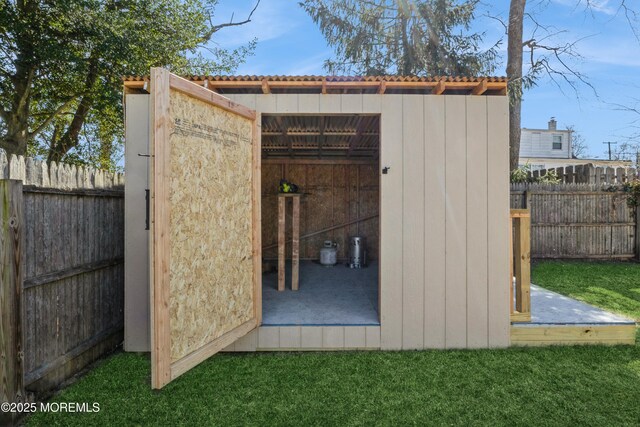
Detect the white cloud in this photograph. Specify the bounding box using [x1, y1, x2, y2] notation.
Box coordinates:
[551, 0, 617, 16]
[284, 51, 330, 75]
[580, 41, 640, 67]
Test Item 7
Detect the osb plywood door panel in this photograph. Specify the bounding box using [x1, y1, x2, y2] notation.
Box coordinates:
[169, 90, 254, 361]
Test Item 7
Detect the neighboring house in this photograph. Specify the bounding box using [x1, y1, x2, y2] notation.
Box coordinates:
[520, 118, 572, 164]
[519, 118, 632, 171]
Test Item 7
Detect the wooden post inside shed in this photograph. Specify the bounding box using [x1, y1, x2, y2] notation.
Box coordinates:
[277, 193, 302, 291]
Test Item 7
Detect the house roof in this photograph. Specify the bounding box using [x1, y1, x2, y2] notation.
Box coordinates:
[123, 75, 508, 96]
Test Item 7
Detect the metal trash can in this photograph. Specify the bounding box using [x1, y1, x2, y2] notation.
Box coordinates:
[348, 236, 367, 268]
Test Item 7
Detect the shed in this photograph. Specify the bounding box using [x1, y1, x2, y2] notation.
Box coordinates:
[123, 69, 510, 389]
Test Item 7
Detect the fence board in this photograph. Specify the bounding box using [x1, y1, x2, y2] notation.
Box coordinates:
[0, 149, 124, 401]
[511, 184, 637, 259]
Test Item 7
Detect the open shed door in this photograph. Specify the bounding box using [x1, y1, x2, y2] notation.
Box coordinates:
[149, 68, 261, 389]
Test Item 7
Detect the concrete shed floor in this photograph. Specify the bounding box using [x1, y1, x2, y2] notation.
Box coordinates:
[517, 284, 635, 325]
[262, 260, 379, 326]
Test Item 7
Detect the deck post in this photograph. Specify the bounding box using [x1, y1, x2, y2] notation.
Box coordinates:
[510, 209, 531, 322]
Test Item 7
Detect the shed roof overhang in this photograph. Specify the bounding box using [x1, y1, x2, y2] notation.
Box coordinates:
[123, 75, 508, 96]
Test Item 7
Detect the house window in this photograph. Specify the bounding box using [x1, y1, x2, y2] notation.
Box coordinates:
[552, 135, 562, 150]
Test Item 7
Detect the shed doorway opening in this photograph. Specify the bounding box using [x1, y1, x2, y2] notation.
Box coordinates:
[260, 114, 380, 326]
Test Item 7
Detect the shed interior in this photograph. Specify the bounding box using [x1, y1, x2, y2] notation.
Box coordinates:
[260, 114, 380, 325]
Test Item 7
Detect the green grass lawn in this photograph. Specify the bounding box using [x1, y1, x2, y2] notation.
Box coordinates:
[532, 260, 640, 321]
[26, 261, 640, 426]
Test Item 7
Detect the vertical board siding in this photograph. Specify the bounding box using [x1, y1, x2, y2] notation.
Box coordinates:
[380, 95, 404, 350]
[444, 96, 468, 348]
[401, 96, 425, 349]
[227, 93, 512, 351]
[465, 97, 489, 348]
[423, 96, 447, 349]
[487, 97, 511, 348]
[124, 94, 150, 352]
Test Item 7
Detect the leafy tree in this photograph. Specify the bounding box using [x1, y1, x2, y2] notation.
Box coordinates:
[300, 0, 498, 76]
[0, 0, 259, 169]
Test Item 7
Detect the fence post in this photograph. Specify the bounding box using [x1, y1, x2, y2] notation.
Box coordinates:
[0, 180, 24, 427]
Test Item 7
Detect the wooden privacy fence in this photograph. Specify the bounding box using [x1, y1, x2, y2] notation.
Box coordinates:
[511, 183, 639, 259]
[0, 149, 124, 419]
[528, 164, 637, 185]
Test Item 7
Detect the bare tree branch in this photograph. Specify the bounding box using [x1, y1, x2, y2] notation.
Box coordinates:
[204, 0, 261, 39]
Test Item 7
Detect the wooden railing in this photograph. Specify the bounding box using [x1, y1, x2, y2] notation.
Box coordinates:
[510, 209, 531, 322]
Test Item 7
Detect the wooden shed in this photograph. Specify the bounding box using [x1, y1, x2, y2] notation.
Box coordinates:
[123, 68, 510, 389]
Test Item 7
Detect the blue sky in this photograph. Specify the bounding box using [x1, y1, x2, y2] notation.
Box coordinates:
[212, 0, 640, 160]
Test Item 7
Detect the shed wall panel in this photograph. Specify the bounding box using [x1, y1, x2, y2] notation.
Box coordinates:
[161, 93, 511, 352]
[341, 94, 363, 113]
[444, 96, 468, 348]
[466, 97, 489, 348]
[401, 96, 425, 349]
[487, 96, 510, 347]
[379, 95, 404, 350]
[298, 94, 320, 113]
[423, 96, 446, 349]
[275, 94, 298, 113]
[124, 94, 150, 352]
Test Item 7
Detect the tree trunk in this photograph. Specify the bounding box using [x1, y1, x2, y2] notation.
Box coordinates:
[1, 59, 35, 156]
[506, 0, 526, 171]
[47, 57, 99, 163]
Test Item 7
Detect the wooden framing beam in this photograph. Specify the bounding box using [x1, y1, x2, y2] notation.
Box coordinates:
[471, 79, 488, 95]
[150, 67, 172, 390]
[261, 78, 270, 94]
[432, 80, 446, 95]
[124, 78, 508, 95]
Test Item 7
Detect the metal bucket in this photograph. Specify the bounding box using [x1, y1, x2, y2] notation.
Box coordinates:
[348, 236, 367, 268]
